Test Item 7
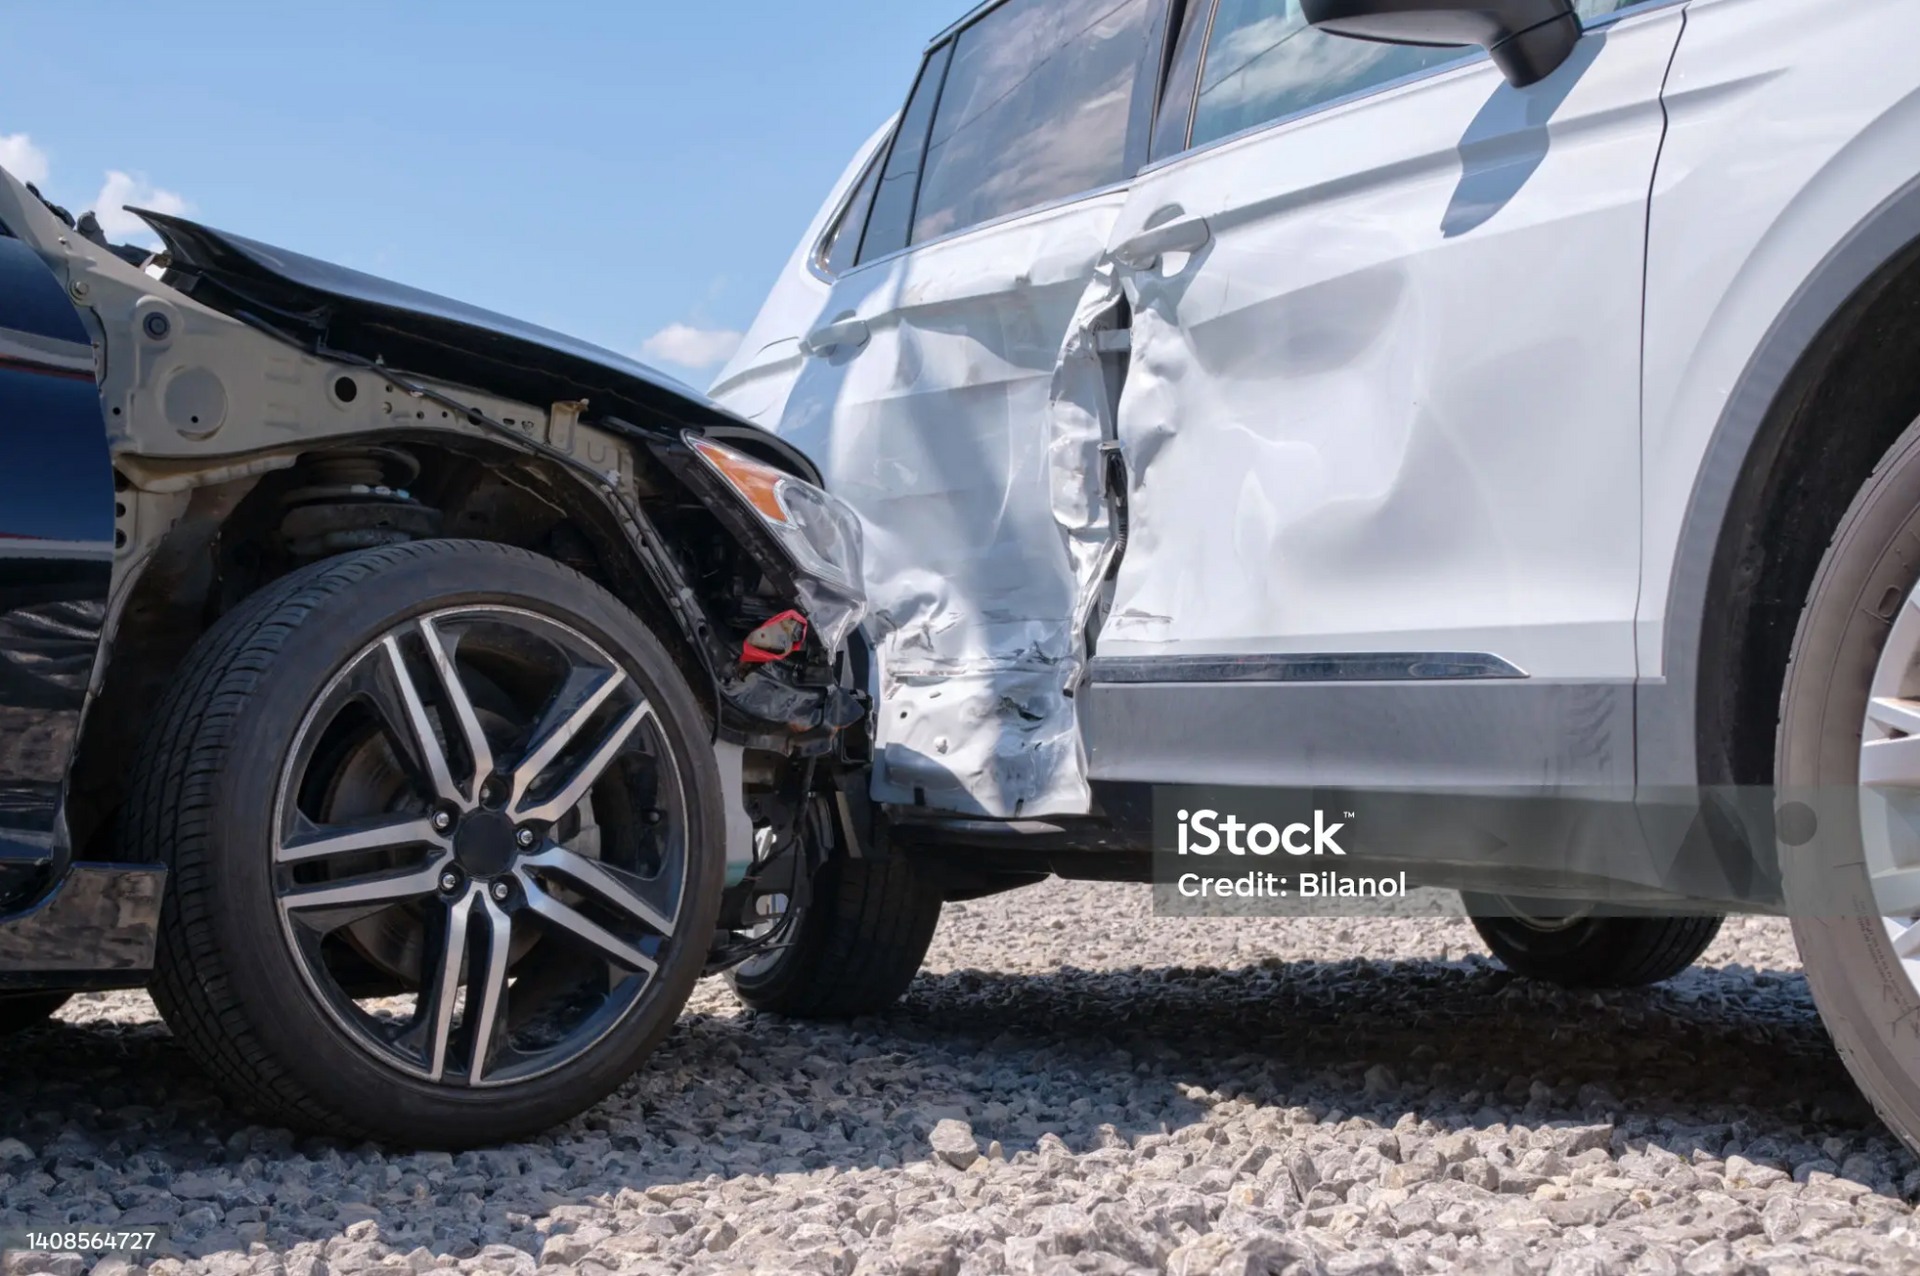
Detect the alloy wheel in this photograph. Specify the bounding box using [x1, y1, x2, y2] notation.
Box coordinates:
[272, 605, 688, 1087]
[1856, 586, 1920, 984]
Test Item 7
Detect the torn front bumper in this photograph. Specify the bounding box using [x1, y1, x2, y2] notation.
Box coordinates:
[0, 862, 166, 990]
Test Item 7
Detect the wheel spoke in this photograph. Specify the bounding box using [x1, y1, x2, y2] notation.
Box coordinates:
[511, 700, 653, 825]
[518, 844, 675, 936]
[277, 814, 443, 865]
[382, 636, 463, 807]
[282, 855, 452, 929]
[467, 895, 514, 1084]
[419, 617, 494, 801]
[508, 669, 627, 816]
[1860, 735, 1920, 788]
[518, 874, 657, 974]
[272, 602, 692, 1089]
[1893, 918, 1920, 961]
[423, 885, 477, 1081]
[1868, 696, 1920, 739]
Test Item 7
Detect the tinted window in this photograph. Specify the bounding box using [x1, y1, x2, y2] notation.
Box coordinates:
[1183, 0, 1647, 154]
[819, 150, 883, 276]
[909, 0, 1155, 246]
[859, 43, 954, 265]
[1189, 0, 1467, 150]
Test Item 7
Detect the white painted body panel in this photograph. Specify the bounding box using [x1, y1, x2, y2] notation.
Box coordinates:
[1101, 9, 1681, 683]
[716, 0, 1920, 809]
[766, 194, 1128, 817]
[1638, 0, 1920, 674]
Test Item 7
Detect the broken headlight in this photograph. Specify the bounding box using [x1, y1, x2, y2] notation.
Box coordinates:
[687, 434, 867, 654]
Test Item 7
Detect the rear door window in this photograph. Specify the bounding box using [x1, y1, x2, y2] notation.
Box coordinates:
[911, 0, 1157, 245]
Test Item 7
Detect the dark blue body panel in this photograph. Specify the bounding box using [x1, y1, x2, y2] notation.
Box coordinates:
[0, 236, 112, 874]
[0, 236, 90, 346]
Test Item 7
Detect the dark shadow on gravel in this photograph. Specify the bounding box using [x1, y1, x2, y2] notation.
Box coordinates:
[880, 955, 1880, 1161]
[0, 954, 1907, 1261]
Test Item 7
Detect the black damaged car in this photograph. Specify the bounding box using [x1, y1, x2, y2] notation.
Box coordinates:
[0, 167, 870, 1147]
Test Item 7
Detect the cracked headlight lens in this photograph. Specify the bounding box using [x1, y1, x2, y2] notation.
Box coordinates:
[688, 434, 867, 652]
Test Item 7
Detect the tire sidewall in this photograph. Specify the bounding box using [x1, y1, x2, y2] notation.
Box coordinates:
[183, 544, 725, 1140]
[1779, 424, 1920, 1153]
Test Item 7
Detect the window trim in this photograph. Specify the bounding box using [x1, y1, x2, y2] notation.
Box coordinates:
[1142, 0, 1686, 175]
[808, 140, 891, 283]
[1123, 0, 1180, 180]
[834, 178, 1138, 281]
[894, 41, 957, 260]
[850, 38, 955, 270]
[926, 0, 1017, 53]
[1149, 0, 1220, 163]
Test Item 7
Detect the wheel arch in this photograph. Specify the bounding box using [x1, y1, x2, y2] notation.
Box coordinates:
[1655, 172, 1920, 792]
[64, 434, 716, 862]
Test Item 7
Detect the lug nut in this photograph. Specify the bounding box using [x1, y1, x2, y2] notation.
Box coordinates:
[431, 810, 453, 832]
[439, 870, 460, 892]
[491, 881, 510, 901]
[515, 827, 537, 848]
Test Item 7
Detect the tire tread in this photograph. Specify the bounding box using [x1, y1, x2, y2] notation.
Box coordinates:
[731, 856, 941, 1018]
[1469, 910, 1722, 988]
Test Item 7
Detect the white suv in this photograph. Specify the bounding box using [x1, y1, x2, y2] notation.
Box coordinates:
[713, 0, 1920, 1154]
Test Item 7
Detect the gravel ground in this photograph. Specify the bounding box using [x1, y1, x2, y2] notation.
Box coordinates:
[5, 882, 1920, 1275]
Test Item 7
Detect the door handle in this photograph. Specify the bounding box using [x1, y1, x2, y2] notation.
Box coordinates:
[800, 315, 870, 357]
[1111, 213, 1212, 270]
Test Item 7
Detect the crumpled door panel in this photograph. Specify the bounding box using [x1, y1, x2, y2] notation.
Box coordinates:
[775, 198, 1126, 818]
[1097, 13, 1680, 684]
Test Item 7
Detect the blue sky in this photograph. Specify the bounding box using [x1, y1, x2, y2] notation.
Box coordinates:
[0, 2, 960, 385]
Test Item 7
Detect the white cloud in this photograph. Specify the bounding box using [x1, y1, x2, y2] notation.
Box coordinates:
[91, 170, 190, 242]
[0, 133, 50, 187]
[640, 323, 744, 371]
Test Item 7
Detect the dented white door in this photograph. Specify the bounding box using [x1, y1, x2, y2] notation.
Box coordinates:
[775, 194, 1129, 817]
[1099, 7, 1683, 683]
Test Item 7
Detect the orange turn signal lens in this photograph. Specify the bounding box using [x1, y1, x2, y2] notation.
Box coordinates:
[689, 437, 789, 524]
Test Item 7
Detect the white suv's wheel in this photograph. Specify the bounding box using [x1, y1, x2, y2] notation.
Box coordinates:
[1779, 415, 1920, 1156]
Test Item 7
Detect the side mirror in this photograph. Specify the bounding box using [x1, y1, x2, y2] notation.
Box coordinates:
[1300, 0, 1584, 88]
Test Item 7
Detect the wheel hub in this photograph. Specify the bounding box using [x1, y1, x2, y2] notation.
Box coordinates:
[452, 808, 519, 877]
[271, 604, 688, 1088]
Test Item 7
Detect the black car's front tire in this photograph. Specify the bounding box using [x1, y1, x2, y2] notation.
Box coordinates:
[127, 541, 725, 1147]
